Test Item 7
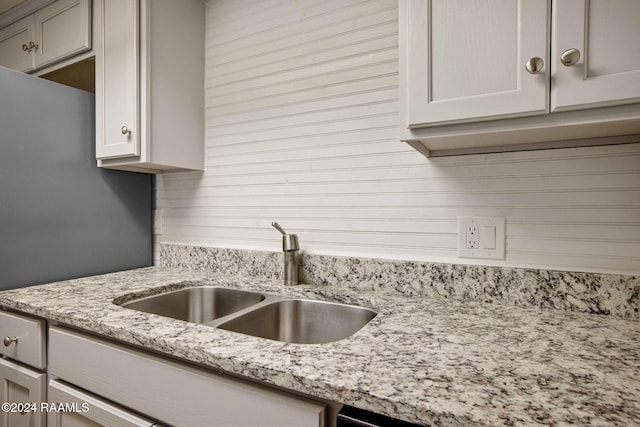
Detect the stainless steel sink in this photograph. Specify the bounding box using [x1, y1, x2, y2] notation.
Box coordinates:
[121, 287, 265, 323]
[217, 299, 377, 344]
[120, 286, 377, 344]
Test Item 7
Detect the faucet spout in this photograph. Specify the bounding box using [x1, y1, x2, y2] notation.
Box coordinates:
[272, 222, 300, 285]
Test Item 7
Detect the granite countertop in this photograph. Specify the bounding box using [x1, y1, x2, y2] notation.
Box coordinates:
[0, 267, 638, 426]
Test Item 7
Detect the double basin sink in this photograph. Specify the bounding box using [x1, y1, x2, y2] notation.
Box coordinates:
[120, 286, 377, 344]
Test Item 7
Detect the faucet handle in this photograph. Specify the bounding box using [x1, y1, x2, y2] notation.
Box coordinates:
[272, 222, 299, 251]
[271, 222, 287, 235]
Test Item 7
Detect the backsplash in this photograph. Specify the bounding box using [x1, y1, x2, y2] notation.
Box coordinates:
[155, 0, 640, 276]
[160, 244, 639, 318]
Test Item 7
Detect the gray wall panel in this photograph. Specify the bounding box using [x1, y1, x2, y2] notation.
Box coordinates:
[0, 66, 152, 290]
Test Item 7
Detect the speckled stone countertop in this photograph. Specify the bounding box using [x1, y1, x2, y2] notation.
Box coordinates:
[1, 267, 638, 426]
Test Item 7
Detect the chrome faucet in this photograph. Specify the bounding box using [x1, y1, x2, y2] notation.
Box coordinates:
[272, 222, 300, 285]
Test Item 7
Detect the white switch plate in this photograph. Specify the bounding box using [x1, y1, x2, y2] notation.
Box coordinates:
[153, 209, 163, 235]
[458, 216, 505, 260]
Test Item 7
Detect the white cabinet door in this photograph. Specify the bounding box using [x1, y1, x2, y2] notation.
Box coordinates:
[0, 358, 46, 427]
[0, 16, 35, 72]
[402, 0, 550, 127]
[0, 0, 91, 73]
[47, 380, 157, 427]
[95, 0, 140, 159]
[94, 0, 204, 172]
[33, 0, 91, 69]
[551, 0, 640, 111]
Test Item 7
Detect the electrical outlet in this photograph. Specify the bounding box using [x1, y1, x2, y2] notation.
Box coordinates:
[466, 225, 478, 249]
[458, 216, 505, 259]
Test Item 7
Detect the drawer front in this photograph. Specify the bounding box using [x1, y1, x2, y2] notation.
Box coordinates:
[49, 327, 326, 427]
[0, 311, 46, 369]
[48, 380, 158, 427]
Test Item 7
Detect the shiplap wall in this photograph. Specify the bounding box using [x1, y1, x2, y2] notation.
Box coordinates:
[155, 0, 640, 275]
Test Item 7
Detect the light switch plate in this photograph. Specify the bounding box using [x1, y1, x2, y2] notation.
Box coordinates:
[458, 216, 505, 259]
[153, 209, 163, 235]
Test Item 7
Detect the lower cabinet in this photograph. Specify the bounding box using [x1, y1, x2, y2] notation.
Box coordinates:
[0, 358, 46, 427]
[0, 315, 327, 427]
[49, 327, 327, 427]
[47, 380, 159, 427]
[0, 310, 47, 427]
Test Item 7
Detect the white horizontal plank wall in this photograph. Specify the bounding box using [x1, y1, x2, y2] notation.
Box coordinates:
[155, 0, 640, 275]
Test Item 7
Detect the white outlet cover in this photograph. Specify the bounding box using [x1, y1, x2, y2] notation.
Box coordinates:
[458, 216, 505, 260]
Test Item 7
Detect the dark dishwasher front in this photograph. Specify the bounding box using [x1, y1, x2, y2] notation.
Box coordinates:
[337, 405, 423, 427]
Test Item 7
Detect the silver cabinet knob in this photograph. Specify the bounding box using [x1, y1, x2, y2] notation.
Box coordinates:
[525, 57, 544, 74]
[560, 48, 581, 66]
[121, 126, 132, 135]
[3, 336, 19, 347]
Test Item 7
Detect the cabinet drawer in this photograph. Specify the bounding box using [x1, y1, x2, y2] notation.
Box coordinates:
[0, 311, 46, 369]
[49, 327, 326, 427]
[48, 380, 158, 427]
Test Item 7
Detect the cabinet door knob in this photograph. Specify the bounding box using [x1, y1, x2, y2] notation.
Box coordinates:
[121, 126, 132, 135]
[22, 41, 39, 52]
[560, 48, 581, 66]
[525, 57, 544, 74]
[3, 336, 19, 347]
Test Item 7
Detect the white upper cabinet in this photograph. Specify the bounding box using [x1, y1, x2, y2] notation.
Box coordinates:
[405, 0, 549, 127]
[0, 16, 35, 72]
[96, 0, 139, 160]
[95, 0, 204, 174]
[33, 0, 91, 69]
[551, 0, 640, 111]
[0, 0, 90, 73]
[401, 0, 640, 156]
